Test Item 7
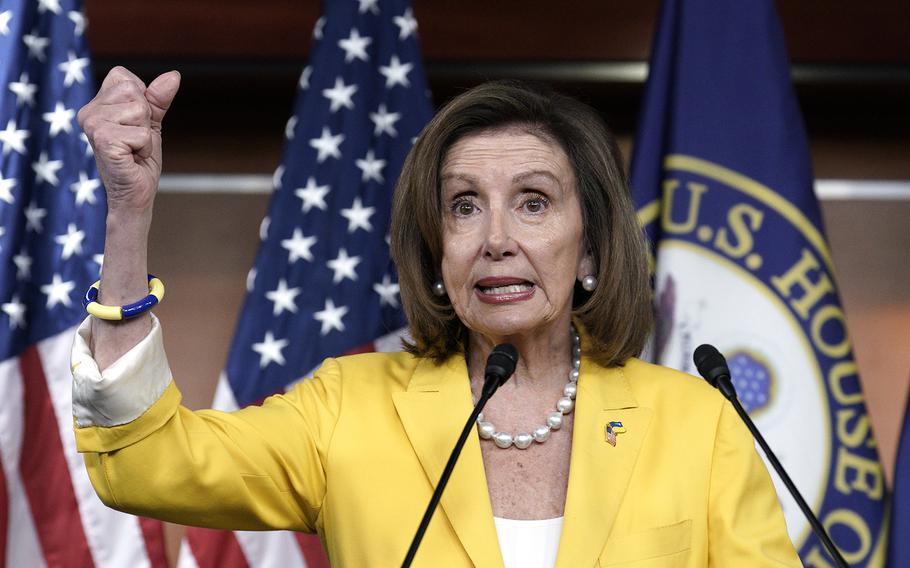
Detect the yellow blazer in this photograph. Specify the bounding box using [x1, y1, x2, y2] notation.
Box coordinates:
[75, 352, 800, 567]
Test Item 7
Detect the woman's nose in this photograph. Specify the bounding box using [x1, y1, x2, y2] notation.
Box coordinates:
[482, 208, 517, 259]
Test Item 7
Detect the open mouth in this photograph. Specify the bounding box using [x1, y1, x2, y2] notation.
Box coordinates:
[474, 278, 536, 303]
[478, 283, 533, 294]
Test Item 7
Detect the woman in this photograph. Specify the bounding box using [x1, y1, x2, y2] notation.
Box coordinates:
[72, 68, 800, 567]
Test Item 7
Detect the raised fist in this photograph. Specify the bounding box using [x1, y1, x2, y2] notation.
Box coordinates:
[77, 67, 180, 214]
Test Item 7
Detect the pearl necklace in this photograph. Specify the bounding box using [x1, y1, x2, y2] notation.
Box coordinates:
[476, 326, 580, 449]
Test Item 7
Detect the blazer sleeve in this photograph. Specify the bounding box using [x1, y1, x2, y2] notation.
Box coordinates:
[707, 401, 802, 566]
[73, 320, 342, 533]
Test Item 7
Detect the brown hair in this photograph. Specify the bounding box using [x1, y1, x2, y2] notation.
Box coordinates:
[390, 80, 652, 367]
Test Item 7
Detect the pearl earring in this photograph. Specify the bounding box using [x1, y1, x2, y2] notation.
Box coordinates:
[581, 275, 597, 292]
[433, 280, 446, 296]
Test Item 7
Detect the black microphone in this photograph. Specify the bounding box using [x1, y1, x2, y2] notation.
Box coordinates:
[401, 344, 518, 568]
[693, 344, 849, 568]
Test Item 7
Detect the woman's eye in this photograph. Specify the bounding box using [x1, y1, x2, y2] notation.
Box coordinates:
[523, 196, 548, 213]
[453, 200, 475, 216]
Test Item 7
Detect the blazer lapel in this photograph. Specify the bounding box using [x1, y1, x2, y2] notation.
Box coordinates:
[392, 355, 503, 568]
[556, 362, 653, 567]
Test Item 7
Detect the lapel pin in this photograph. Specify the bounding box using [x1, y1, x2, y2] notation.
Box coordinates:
[605, 421, 626, 446]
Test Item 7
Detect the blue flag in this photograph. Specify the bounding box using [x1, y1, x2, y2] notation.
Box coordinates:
[182, 1, 433, 566]
[220, 0, 433, 408]
[889, 395, 910, 567]
[630, 1, 888, 565]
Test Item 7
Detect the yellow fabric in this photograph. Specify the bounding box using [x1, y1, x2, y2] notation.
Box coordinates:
[75, 354, 801, 567]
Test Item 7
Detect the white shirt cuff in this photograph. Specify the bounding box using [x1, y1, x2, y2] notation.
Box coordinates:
[71, 314, 173, 427]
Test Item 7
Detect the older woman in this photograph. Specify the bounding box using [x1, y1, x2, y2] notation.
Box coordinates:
[72, 68, 800, 567]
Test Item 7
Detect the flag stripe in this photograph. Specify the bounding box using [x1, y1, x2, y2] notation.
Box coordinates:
[187, 527, 250, 568]
[0, 357, 47, 568]
[138, 517, 169, 568]
[295, 533, 331, 568]
[19, 346, 94, 568]
[236, 531, 307, 567]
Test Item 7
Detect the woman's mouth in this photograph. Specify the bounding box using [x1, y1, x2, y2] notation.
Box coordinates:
[474, 278, 536, 304]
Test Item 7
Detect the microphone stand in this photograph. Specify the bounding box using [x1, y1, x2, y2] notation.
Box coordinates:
[400, 379, 498, 568]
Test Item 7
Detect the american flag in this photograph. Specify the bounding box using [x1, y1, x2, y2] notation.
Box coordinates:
[0, 1, 167, 566]
[180, 0, 432, 566]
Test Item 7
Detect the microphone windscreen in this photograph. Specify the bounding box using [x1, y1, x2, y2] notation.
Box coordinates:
[693, 344, 730, 387]
[485, 343, 519, 385]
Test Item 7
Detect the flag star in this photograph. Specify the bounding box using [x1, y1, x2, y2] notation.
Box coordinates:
[394, 8, 418, 40]
[313, 16, 326, 40]
[80, 132, 93, 156]
[9, 73, 38, 107]
[299, 66, 312, 90]
[358, 0, 380, 15]
[13, 251, 32, 280]
[55, 223, 85, 259]
[309, 127, 344, 162]
[370, 104, 401, 137]
[0, 120, 29, 155]
[340, 197, 375, 233]
[0, 11, 12, 36]
[314, 299, 349, 336]
[355, 149, 386, 183]
[68, 10, 86, 35]
[93, 253, 104, 270]
[43, 102, 76, 137]
[23, 32, 50, 61]
[272, 164, 285, 190]
[38, 0, 62, 14]
[285, 115, 298, 139]
[327, 248, 362, 283]
[32, 152, 63, 186]
[373, 274, 401, 308]
[338, 28, 372, 63]
[246, 267, 257, 292]
[322, 76, 358, 113]
[0, 174, 15, 204]
[58, 51, 90, 87]
[281, 228, 318, 263]
[24, 202, 47, 232]
[265, 278, 302, 316]
[380, 56, 413, 88]
[41, 273, 76, 308]
[2, 296, 26, 329]
[295, 177, 330, 213]
[259, 216, 270, 241]
[70, 171, 100, 205]
[251, 331, 289, 368]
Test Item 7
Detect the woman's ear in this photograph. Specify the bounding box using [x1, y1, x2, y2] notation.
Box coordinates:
[577, 251, 595, 281]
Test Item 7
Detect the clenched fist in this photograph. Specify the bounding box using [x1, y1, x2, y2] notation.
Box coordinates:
[77, 67, 180, 215]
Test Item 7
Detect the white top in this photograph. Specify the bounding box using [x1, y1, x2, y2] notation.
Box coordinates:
[494, 516, 563, 568]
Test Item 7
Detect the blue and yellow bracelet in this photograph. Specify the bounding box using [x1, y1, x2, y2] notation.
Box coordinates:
[82, 274, 165, 321]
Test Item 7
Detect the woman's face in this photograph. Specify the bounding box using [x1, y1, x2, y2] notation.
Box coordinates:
[440, 127, 592, 341]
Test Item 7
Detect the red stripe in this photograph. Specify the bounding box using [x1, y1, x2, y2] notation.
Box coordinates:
[0, 452, 8, 563]
[295, 533, 330, 568]
[342, 340, 377, 356]
[187, 528, 250, 568]
[19, 347, 94, 567]
[138, 517, 169, 568]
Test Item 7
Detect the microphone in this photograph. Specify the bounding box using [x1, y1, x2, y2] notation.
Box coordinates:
[692, 345, 848, 568]
[401, 344, 518, 568]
